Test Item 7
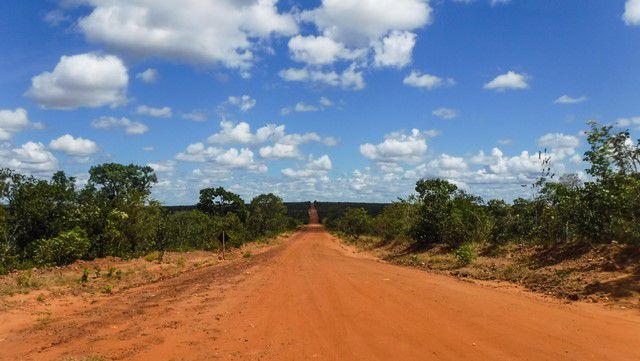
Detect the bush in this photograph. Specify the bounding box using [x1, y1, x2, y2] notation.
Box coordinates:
[337, 208, 371, 240]
[372, 202, 417, 242]
[454, 243, 476, 266]
[33, 227, 91, 266]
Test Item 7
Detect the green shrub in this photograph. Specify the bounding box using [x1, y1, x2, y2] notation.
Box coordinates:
[33, 227, 91, 266]
[80, 268, 89, 283]
[454, 243, 476, 266]
[337, 208, 371, 240]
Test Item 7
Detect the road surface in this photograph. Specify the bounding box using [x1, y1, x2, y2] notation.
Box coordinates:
[2, 225, 639, 360]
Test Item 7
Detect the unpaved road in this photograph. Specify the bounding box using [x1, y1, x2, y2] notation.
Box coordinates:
[2, 225, 640, 360]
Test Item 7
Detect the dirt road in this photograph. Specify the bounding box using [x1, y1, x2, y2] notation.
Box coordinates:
[2, 225, 640, 360]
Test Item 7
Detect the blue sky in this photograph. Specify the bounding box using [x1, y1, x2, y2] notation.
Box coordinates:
[0, 0, 639, 204]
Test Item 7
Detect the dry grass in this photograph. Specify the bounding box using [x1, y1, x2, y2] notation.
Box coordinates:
[343, 235, 640, 308]
[0, 235, 287, 306]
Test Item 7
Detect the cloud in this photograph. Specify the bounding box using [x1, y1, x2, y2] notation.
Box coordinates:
[0, 142, 59, 174]
[0, 108, 32, 140]
[432, 107, 458, 119]
[491, 0, 511, 6]
[279, 64, 365, 90]
[429, 154, 468, 171]
[136, 105, 173, 118]
[294, 102, 320, 113]
[92, 116, 149, 135]
[373, 31, 417, 68]
[26, 53, 128, 109]
[360, 129, 431, 164]
[136, 68, 159, 83]
[49, 134, 99, 156]
[301, 0, 432, 47]
[207, 121, 284, 145]
[227, 95, 256, 112]
[288, 35, 361, 65]
[484, 71, 530, 91]
[554, 95, 587, 104]
[143, 146, 155, 152]
[147, 160, 177, 173]
[403, 71, 455, 89]
[206, 121, 336, 151]
[616, 116, 640, 130]
[282, 155, 332, 178]
[75, 0, 297, 69]
[624, 0, 640, 25]
[319, 97, 333, 107]
[182, 111, 208, 122]
[175, 142, 266, 172]
[538, 133, 580, 160]
[44, 10, 70, 26]
[259, 143, 301, 160]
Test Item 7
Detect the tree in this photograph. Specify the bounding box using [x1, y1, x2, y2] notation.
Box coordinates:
[584, 121, 640, 179]
[247, 193, 288, 237]
[88, 163, 157, 204]
[411, 179, 458, 247]
[197, 187, 247, 220]
[338, 208, 371, 240]
[373, 201, 416, 243]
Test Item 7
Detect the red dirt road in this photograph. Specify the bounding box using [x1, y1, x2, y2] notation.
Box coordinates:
[2, 225, 640, 360]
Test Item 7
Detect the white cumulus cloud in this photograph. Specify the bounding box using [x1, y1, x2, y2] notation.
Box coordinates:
[0, 142, 59, 174]
[0, 108, 32, 140]
[26, 53, 128, 109]
[484, 71, 529, 91]
[92, 116, 149, 135]
[624, 0, 640, 25]
[136, 68, 159, 83]
[301, 0, 432, 47]
[75, 0, 297, 69]
[373, 31, 417, 68]
[279, 64, 365, 90]
[49, 134, 99, 156]
[403, 71, 455, 89]
[360, 129, 431, 164]
[288, 35, 361, 65]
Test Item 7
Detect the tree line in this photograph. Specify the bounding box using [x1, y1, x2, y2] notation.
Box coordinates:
[0, 164, 297, 274]
[331, 121, 640, 256]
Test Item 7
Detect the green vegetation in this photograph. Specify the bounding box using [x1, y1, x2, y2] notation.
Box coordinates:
[0, 163, 298, 273]
[332, 120, 640, 257]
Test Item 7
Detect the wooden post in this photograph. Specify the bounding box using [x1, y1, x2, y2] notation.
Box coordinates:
[222, 230, 226, 260]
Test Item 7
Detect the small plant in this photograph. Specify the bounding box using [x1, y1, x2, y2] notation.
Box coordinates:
[93, 266, 101, 278]
[115, 269, 123, 279]
[144, 251, 160, 262]
[106, 266, 116, 278]
[16, 271, 35, 288]
[102, 285, 113, 294]
[80, 268, 90, 283]
[175, 257, 186, 267]
[243, 251, 252, 258]
[454, 243, 476, 266]
[36, 294, 46, 302]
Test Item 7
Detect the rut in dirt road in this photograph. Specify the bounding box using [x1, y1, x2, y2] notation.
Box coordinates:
[2, 225, 640, 361]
